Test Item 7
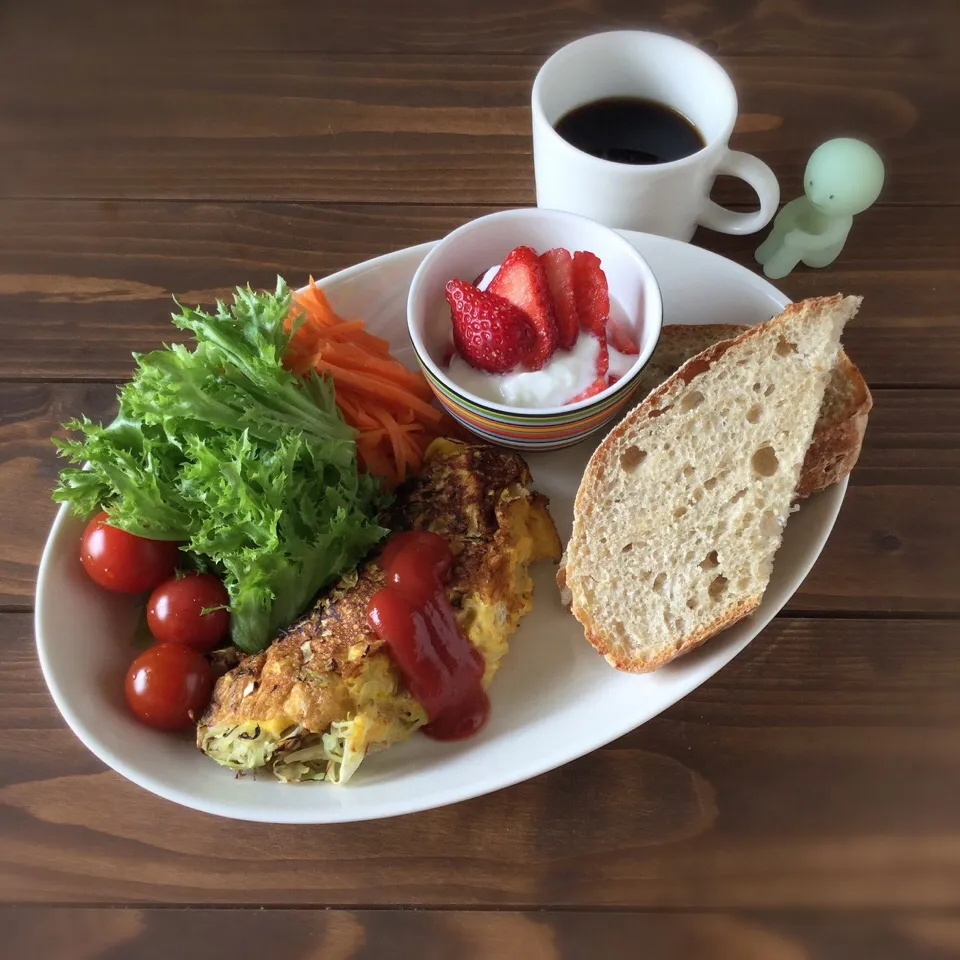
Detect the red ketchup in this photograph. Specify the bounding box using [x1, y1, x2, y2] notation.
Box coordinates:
[367, 531, 489, 740]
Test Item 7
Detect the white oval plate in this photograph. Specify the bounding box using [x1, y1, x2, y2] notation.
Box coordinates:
[36, 231, 844, 823]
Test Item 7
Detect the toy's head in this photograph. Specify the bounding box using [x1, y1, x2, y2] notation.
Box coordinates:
[804, 138, 885, 216]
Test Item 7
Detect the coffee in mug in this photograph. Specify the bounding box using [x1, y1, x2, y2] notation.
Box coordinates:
[532, 31, 780, 241]
[554, 97, 705, 166]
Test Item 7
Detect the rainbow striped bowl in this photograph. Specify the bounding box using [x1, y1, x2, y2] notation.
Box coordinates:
[406, 208, 663, 451]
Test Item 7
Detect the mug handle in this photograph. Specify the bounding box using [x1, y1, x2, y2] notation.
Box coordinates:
[698, 150, 780, 235]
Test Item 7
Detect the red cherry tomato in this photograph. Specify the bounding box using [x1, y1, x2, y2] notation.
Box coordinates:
[147, 572, 231, 651]
[124, 643, 213, 731]
[81, 511, 180, 594]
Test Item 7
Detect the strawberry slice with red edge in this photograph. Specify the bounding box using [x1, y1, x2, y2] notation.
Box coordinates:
[539, 247, 579, 350]
[572, 250, 610, 338]
[445, 279, 534, 374]
[607, 317, 639, 355]
[595, 334, 609, 377]
[568, 375, 610, 404]
[487, 245, 558, 369]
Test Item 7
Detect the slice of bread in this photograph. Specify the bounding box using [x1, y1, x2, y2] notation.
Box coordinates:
[562, 295, 861, 673]
[635, 324, 872, 499]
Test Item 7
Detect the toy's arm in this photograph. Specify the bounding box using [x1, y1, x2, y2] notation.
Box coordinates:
[777, 197, 807, 217]
[784, 214, 852, 248]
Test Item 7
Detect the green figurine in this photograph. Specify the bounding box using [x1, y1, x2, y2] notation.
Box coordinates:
[755, 138, 884, 280]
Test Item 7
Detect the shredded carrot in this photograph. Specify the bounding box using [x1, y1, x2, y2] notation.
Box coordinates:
[284, 278, 449, 488]
[313, 361, 444, 424]
[334, 393, 379, 430]
[312, 319, 368, 338]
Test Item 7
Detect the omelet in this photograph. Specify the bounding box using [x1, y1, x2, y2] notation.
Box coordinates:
[197, 438, 561, 784]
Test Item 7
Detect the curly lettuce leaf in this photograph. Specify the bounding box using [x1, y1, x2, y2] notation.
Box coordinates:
[53, 278, 389, 653]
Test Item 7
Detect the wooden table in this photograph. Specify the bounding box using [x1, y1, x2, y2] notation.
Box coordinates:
[2, 2, 958, 957]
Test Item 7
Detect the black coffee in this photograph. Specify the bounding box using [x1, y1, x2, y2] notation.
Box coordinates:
[554, 96, 705, 165]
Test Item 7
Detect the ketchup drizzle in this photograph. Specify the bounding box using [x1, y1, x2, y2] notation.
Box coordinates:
[367, 531, 489, 740]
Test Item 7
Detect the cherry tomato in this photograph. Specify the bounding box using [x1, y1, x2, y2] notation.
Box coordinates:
[147, 572, 231, 651]
[81, 511, 180, 594]
[124, 643, 213, 731]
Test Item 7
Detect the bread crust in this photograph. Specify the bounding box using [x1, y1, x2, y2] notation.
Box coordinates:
[564, 295, 859, 673]
[576, 594, 763, 673]
[795, 351, 872, 499]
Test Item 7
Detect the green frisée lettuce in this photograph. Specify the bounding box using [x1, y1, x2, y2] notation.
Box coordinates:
[53, 279, 389, 653]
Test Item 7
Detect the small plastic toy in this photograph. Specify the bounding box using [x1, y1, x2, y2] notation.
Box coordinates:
[755, 138, 885, 280]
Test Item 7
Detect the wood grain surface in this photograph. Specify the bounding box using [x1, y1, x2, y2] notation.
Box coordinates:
[0, 201, 956, 386]
[1, 0, 958, 956]
[2, 613, 959, 909]
[3, 0, 955, 57]
[5, 907, 960, 960]
[2, 53, 955, 206]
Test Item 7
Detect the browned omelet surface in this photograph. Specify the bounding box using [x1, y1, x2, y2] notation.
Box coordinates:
[197, 439, 561, 783]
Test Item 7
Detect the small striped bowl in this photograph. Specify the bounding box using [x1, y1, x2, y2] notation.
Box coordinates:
[407, 208, 663, 451]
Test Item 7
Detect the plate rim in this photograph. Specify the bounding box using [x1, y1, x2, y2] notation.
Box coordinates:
[34, 230, 846, 823]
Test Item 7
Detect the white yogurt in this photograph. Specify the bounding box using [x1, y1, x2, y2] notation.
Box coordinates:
[444, 262, 640, 409]
[477, 265, 500, 291]
[448, 332, 599, 407]
[608, 339, 637, 379]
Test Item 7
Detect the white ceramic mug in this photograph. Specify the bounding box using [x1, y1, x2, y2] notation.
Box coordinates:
[532, 31, 780, 241]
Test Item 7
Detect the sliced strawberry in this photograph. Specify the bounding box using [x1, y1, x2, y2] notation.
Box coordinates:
[487, 245, 558, 369]
[595, 334, 609, 377]
[568, 375, 610, 404]
[572, 250, 610, 337]
[445, 279, 534, 374]
[607, 317, 639, 355]
[539, 247, 579, 350]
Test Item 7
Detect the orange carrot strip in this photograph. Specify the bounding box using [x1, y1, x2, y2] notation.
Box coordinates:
[344, 329, 393, 357]
[396, 421, 426, 434]
[320, 348, 433, 400]
[357, 441, 395, 484]
[314, 362, 443, 423]
[336, 393, 379, 430]
[389, 410, 425, 482]
[313, 319, 368, 338]
[315, 341, 369, 370]
[292, 281, 338, 327]
[310, 325, 392, 356]
[295, 289, 393, 355]
[365, 400, 409, 479]
[283, 351, 312, 377]
[330, 346, 433, 393]
[385, 417, 407, 480]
